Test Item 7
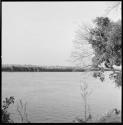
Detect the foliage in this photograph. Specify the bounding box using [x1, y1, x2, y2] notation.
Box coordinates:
[73, 17, 122, 87]
[2, 96, 15, 123]
[90, 17, 121, 87]
[2, 97, 30, 123]
[90, 17, 121, 68]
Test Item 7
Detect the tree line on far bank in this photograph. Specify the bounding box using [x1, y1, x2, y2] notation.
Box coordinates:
[2, 64, 82, 72]
[2, 64, 112, 72]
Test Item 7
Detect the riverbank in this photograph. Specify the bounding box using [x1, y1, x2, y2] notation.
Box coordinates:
[2, 64, 114, 72]
[74, 110, 121, 123]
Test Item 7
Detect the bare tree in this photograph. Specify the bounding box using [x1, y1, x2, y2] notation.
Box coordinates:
[73, 80, 93, 123]
[104, 2, 121, 16]
[71, 24, 94, 68]
[80, 81, 92, 122]
[16, 99, 30, 123]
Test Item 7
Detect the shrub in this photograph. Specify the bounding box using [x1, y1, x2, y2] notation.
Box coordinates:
[2, 96, 15, 123]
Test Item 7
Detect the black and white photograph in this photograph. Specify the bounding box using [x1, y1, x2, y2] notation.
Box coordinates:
[2, 1, 122, 123]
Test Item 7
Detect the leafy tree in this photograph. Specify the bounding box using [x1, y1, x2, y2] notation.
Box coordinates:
[73, 17, 121, 87]
[90, 17, 121, 86]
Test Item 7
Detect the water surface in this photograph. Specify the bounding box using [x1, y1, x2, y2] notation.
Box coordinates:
[2, 72, 121, 123]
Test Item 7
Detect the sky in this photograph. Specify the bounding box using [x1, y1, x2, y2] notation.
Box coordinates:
[2, 2, 121, 66]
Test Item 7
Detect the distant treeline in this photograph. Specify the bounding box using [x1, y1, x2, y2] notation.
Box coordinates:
[2, 64, 112, 72]
[2, 64, 86, 72]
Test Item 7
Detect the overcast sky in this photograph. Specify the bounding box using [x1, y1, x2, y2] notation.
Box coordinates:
[2, 2, 121, 66]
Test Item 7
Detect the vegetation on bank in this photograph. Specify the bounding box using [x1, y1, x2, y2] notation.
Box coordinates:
[73, 16, 121, 87]
[2, 64, 115, 72]
[2, 91, 121, 123]
[2, 97, 15, 123]
[2, 64, 84, 72]
[73, 81, 121, 123]
[2, 97, 30, 123]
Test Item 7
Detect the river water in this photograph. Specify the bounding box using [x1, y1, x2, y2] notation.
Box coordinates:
[2, 72, 121, 123]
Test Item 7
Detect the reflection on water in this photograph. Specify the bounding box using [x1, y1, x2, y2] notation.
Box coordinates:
[2, 72, 121, 123]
